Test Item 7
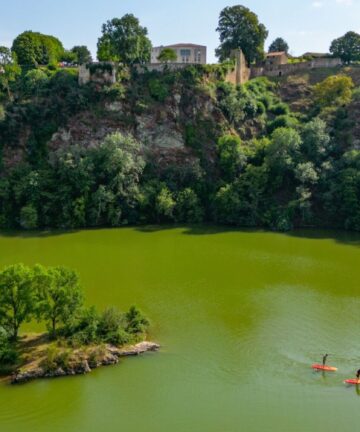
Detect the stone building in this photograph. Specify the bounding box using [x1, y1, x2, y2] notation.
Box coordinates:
[264, 51, 288, 69]
[151, 44, 207, 64]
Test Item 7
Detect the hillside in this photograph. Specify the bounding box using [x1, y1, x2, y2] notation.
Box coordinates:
[0, 64, 360, 231]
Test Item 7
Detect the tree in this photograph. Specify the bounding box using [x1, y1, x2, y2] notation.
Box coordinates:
[175, 189, 204, 223]
[0, 46, 12, 65]
[71, 46, 92, 64]
[330, 31, 360, 64]
[269, 37, 289, 54]
[215, 5, 268, 64]
[125, 306, 149, 335]
[97, 14, 152, 64]
[313, 75, 354, 108]
[155, 187, 175, 221]
[157, 48, 177, 63]
[0, 48, 21, 100]
[301, 118, 330, 163]
[0, 264, 35, 340]
[12, 31, 64, 67]
[20, 204, 38, 229]
[265, 127, 302, 172]
[34, 265, 83, 335]
[217, 134, 247, 181]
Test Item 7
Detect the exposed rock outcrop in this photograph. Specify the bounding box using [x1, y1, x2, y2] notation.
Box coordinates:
[11, 341, 160, 384]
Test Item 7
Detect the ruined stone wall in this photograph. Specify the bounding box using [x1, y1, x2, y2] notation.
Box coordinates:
[251, 57, 342, 79]
[225, 49, 251, 86]
[79, 63, 117, 85]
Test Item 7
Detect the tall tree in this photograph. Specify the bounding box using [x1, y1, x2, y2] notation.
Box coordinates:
[71, 45, 92, 64]
[97, 14, 152, 64]
[268, 37, 289, 54]
[0, 264, 35, 340]
[12, 31, 64, 67]
[330, 31, 360, 64]
[215, 5, 268, 64]
[34, 265, 83, 335]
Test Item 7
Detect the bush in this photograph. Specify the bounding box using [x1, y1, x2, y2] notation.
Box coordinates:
[97, 307, 125, 344]
[0, 344, 18, 366]
[267, 115, 298, 134]
[270, 103, 290, 116]
[148, 78, 169, 101]
[313, 75, 354, 108]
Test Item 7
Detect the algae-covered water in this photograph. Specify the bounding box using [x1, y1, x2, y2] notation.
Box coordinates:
[0, 226, 360, 432]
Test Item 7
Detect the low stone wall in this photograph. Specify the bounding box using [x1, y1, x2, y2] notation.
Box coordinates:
[251, 57, 342, 79]
[136, 63, 200, 73]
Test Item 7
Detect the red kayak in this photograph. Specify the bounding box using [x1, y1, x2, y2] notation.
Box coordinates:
[344, 379, 360, 385]
[312, 364, 338, 372]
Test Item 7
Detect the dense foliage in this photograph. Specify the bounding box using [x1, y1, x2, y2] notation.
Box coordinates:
[0, 263, 149, 366]
[215, 5, 268, 64]
[330, 31, 360, 64]
[11, 31, 64, 67]
[269, 38, 289, 54]
[97, 14, 152, 64]
[1, 9, 360, 234]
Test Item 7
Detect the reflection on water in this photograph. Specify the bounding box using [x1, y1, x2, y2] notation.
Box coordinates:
[0, 227, 360, 432]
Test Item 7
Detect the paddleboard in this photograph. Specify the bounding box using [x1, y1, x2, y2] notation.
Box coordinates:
[312, 364, 338, 372]
[344, 379, 360, 385]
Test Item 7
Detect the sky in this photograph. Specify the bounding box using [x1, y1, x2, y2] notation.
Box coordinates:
[1, 0, 360, 63]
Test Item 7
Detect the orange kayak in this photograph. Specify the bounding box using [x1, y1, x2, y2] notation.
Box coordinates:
[312, 364, 338, 372]
[344, 379, 360, 385]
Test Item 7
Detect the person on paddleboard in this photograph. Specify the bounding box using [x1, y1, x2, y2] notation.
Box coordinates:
[356, 369, 360, 380]
[322, 354, 329, 366]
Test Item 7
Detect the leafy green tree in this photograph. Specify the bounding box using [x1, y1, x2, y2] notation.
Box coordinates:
[12, 31, 64, 67]
[313, 75, 354, 107]
[217, 134, 247, 181]
[125, 306, 149, 336]
[97, 307, 129, 345]
[301, 118, 330, 163]
[0, 327, 18, 366]
[87, 132, 145, 226]
[97, 14, 152, 64]
[34, 265, 84, 335]
[268, 37, 289, 54]
[0, 46, 12, 65]
[157, 48, 177, 63]
[265, 127, 302, 172]
[20, 204, 38, 229]
[216, 5, 268, 64]
[0, 264, 35, 340]
[0, 49, 21, 100]
[71, 46, 92, 64]
[23, 69, 49, 98]
[175, 189, 204, 223]
[330, 31, 360, 64]
[155, 187, 175, 221]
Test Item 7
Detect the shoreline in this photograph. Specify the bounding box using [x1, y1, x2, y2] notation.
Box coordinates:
[2, 334, 160, 385]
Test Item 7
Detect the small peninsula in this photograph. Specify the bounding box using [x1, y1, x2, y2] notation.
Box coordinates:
[0, 264, 159, 384]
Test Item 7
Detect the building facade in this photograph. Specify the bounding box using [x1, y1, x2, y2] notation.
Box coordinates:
[151, 44, 207, 64]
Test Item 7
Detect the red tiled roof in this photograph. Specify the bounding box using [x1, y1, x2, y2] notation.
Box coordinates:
[266, 51, 287, 57]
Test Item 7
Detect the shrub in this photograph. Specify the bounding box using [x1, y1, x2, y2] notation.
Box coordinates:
[148, 78, 169, 101]
[0, 345, 18, 366]
[267, 115, 298, 134]
[270, 103, 290, 116]
[125, 306, 149, 336]
[313, 75, 354, 108]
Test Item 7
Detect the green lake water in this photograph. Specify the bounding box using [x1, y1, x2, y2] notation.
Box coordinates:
[1, 226, 360, 432]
